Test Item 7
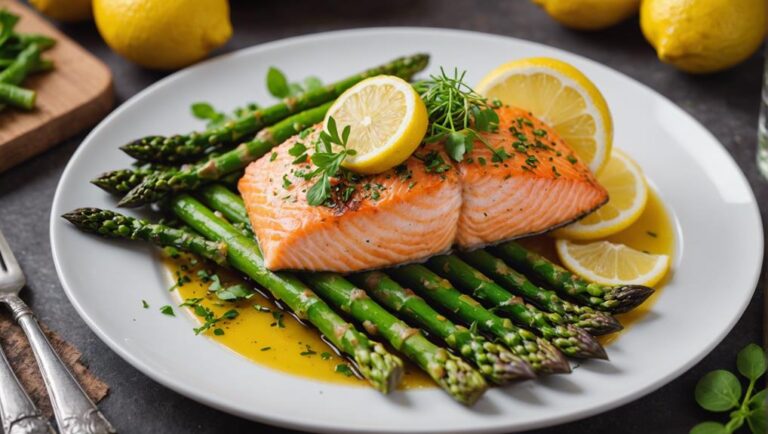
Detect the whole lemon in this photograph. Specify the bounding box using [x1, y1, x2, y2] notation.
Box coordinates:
[29, 0, 92, 22]
[641, 0, 766, 73]
[93, 0, 232, 70]
[532, 0, 641, 30]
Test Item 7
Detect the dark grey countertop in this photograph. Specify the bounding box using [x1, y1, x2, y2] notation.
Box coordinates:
[0, 1, 764, 433]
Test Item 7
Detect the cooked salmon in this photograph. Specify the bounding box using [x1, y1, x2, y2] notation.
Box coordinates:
[456, 106, 608, 248]
[238, 127, 462, 272]
[239, 107, 607, 272]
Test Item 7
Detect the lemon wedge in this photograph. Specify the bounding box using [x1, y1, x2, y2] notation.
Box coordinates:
[556, 239, 670, 286]
[476, 57, 612, 173]
[325, 75, 428, 174]
[555, 149, 648, 239]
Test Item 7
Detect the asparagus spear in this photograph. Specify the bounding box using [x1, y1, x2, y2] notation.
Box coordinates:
[168, 195, 405, 393]
[427, 255, 607, 359]
[459, 249, 621, 335]
[493, 241, 654, 313]
[196, 184, 491, 400]
[91, 167, 163, 195]
[351, 271, 535, 385]
[0, 42, 39, 85]
[303, 272, 487, 405]
[62, 208, 228, 266]
[0, 82, 34, 109]
[121, 53, 430, 164]
[389, 264, 570, 374]
[118, 102, 331, 207]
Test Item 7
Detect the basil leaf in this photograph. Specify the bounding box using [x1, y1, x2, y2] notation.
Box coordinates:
[748, 388, 767, 434]
[694, 370, 742, 412]
[749, 388, 767, 409]
[191, 102, 218, 120]
[689, 422, 728, 434]
[266, 67, 290, 98]
[738, 343, 767, 381]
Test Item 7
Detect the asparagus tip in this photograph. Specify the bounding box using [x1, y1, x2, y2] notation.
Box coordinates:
[608, 285, 655, 314]
[118, 177, 154, 208]
[535, 338, 572, 375]
[469, 339, 536, 385]
[566, 324, 608, 360]
[354, 342, 404, 394]
[433, 349, 488, 405]
[581, 311, 623, 336]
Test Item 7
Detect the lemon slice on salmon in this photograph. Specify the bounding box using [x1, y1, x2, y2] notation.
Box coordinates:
[555, 149, 648, 240]
[556, 239, 670, 286]
[476, 57, 613, 173]
[325, 75, 428, 174]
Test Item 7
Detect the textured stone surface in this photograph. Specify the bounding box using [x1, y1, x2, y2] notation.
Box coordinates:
[0, 1, 764, 432]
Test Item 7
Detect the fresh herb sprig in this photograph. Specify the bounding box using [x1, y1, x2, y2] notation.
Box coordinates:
[266, 66, 323, 99]
[414, 68, 507, 162]
[691, 343, 767, 434]
[191, 101, 260, 129]
[294, 116, 357, 206]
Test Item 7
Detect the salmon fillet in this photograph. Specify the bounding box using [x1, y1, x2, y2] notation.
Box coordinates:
[238, 127, 461, 272]
[456, 106, 608, 248]
[239, 107, 607, 272]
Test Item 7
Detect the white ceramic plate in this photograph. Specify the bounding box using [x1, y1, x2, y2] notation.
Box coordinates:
[50, 28, 763, 433]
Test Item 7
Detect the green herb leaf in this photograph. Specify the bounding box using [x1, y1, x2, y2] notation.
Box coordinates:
[303, 76, 323, 92]
[335, 363, 354, 377]
[689, 421, 728, 434]
[307, 173, 330, 206]
[321, 352, 331, 360]
[445, 131, 469, 161]
[473, 107, 499, 133]
[695, 370, 742, 412]
[141, 300, 149, 309]
[737, 343, 767, 381]
[266, 67, 290, 98]
[748, 390, 767, 434]
[213, 328, 224, 336]
[159, 305, 175, 316]
[191, 102, 218, 120]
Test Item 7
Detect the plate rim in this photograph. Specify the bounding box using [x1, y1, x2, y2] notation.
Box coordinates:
[49, 26, 764, 433]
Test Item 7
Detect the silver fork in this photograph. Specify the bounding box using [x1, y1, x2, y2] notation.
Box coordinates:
[0, 228, 115, 434]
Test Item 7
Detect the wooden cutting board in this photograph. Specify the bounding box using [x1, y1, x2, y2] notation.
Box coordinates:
[0, 0, 113, 173]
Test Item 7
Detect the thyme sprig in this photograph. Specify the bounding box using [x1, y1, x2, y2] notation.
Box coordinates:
[414, 68, 508, 162]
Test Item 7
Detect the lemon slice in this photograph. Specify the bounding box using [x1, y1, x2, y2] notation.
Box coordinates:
[556, 239, 670, 286]
[476, 57, 613, 173]
[555, 149, 648, 240]
[325, 75, 428, 174]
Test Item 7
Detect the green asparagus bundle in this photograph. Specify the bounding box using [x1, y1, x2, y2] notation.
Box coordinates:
[118, 103, 331, 207]
[62, 208, 228, 266]
[493, 241, 654, 313]
[303, 272, 488, 405]
[351, 271, 535, 385]
[427, 255, 607, 359]
[65, 202, 404, 394]
[197, 184, 492, 401]
[389, 264, 571, 375]
[459, 249, 621, 335]
[121, 53, 430, 164]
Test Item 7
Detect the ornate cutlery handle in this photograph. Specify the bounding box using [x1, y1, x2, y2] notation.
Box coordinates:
[5, 294, 115, 434]
[0, 340, 53, 434]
